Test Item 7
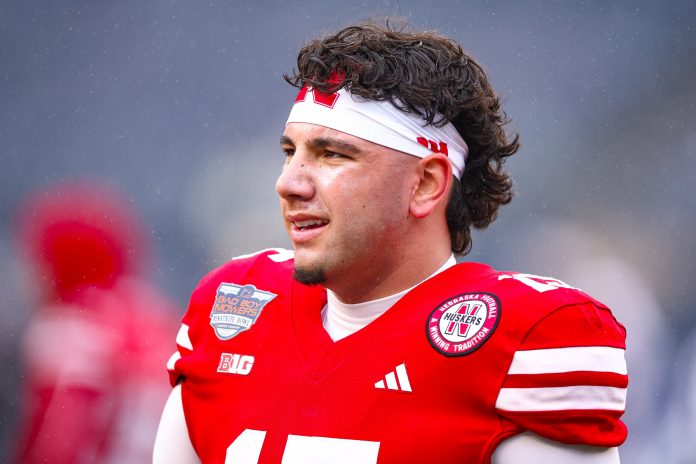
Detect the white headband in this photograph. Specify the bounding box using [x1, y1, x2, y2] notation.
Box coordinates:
[286, 86, 468, 179]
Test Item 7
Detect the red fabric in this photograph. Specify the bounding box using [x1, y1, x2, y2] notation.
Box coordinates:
[170, 250, 628, 463]
[517, 304, 627, 350]
[502, 371, 629, 389]
[498, 410, 627, 448]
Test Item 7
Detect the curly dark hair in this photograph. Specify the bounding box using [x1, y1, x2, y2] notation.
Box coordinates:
[284, 23, 520, 255]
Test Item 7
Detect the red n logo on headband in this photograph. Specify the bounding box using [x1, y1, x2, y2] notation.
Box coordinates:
[294, 71, 343, 108]
[294, 86, 340, 108]
[417, 137, 449, 156]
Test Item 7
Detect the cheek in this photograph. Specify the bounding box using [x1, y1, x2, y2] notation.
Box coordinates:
[318, 170, 360, 208]
[322, 163, 411, 225]
[355, 186, 407, 233]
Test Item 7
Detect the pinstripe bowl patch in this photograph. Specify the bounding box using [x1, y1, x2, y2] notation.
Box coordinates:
[210, 283, 276, 340]
[426, 293, 500, 356]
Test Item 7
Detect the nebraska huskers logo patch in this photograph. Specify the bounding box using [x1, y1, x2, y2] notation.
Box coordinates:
[210, 283, 276, 340]
[427, 293, 500, 356]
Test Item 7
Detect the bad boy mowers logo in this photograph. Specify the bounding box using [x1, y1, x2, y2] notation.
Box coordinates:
[210, 283, 276, 340]
[426, 293, 500, 356]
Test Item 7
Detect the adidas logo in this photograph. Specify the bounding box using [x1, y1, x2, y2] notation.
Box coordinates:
[374, 363, 412, 393]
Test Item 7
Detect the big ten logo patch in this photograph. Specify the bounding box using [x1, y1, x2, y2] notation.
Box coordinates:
[209, 283, 277, 340]
[218, 353, 255, 375]
[426, 293, 501, 356]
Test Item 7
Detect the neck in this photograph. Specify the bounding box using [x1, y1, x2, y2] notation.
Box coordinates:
[323, 254, 456, 341]
[327, 243, 453, 304]
[325, 195, 453, 304]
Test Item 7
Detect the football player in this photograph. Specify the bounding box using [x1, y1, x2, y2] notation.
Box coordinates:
[154, 23, 627, 463]
[13, 181, 178, 464]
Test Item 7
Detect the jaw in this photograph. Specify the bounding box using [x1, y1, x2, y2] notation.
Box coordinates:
[289, 236, 321, 273]
[288, 224, 329, 273]
[291, 243, 331, 286]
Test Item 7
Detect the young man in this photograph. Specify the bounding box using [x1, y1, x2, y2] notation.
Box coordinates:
[154, 24, 627, 463]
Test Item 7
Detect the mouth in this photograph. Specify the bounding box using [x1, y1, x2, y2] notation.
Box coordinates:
[292, 218, 329, 231]
[287, 216, 329, 243]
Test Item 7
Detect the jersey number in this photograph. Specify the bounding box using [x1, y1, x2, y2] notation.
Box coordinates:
[226, 429, 380, 463]
[498, 273, 578, 293]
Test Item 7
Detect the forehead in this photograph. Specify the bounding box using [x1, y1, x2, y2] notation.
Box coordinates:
[282, 122, 416, 164]
[282, 123, 371, 150]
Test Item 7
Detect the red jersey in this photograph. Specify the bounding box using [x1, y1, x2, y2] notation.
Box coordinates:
[169, 249, 627, 463]
[15, 278, 178, 464]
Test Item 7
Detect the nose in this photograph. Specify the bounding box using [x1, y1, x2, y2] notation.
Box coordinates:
[275, 152, 315, 201]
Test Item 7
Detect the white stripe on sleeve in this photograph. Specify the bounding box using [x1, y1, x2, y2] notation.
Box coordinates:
[166, 352, 181, 371]
[176, 323, 193, 350]
[507, 347, 627, 375]
[496, 385, 627, 412]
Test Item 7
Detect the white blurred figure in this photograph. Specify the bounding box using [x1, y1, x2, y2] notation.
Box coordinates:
[658, 327, 696, 464]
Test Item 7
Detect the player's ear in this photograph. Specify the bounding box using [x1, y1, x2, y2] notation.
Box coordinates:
[409, 154, 452, 218]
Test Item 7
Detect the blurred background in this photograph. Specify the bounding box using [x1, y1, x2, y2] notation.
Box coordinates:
[0, 0, 693, 462]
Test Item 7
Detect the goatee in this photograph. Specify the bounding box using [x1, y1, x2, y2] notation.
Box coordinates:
[292, 265, 327, 285]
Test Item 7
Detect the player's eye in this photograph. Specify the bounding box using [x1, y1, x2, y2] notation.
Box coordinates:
[281, 147, 295, 159]
[324, 150, 348, 160]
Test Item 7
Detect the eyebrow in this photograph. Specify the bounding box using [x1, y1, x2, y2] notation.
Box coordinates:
[280, 134, 362, 155]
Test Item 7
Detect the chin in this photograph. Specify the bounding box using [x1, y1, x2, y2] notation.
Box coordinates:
[292, 264, 327, 285]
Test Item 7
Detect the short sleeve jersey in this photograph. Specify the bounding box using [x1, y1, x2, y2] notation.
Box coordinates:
[168, 249, 628, 464]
